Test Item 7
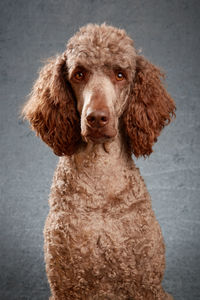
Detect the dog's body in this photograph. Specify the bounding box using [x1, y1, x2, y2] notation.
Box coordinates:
[22, 24, 175, 299]
[45, 142, 167, 300]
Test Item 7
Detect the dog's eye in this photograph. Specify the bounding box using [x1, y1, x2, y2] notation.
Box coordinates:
[74, 71, 85, 81]
[115, 72, 125, 81]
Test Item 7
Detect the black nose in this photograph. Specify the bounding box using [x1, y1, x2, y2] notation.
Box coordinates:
[86, 110, 109, 128]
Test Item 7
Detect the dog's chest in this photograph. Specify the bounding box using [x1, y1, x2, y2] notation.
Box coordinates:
[47, 155, 159, 280]
[50, 155, 150, 215]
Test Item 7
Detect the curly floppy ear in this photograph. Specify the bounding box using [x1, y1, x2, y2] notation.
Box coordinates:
[123, 55, 176, 157]
[21, 54, 81, 156]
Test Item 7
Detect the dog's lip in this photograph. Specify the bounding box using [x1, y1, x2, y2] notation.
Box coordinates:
[86, 132, 116, 143]
[87, 134, 111, 141]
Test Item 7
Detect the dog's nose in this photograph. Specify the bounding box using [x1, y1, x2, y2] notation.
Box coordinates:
[86, 109, 109, 128]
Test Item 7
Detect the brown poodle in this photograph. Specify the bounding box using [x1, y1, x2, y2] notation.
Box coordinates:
[22, 24, 175, 300]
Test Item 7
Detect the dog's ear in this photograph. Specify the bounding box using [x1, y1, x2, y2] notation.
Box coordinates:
[123, 55, 176, 157]
[21, 54, 81, 156]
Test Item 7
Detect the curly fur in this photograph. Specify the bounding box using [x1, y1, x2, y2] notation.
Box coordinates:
[22, 54, 82, 156]
[123, 56, 175, 157]
[22, 24, 175, 300]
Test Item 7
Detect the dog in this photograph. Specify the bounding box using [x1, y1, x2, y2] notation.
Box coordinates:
[22, 24, 175, 299]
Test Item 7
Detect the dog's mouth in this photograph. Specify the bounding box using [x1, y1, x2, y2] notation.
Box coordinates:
[85, 129, 117, 144]
[86, 135, 112, 144]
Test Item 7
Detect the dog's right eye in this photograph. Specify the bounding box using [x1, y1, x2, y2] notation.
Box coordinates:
[115, 71, 125, 81]
[74, 71, 85, 81]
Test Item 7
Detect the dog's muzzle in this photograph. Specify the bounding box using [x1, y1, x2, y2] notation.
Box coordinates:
[85, 108, 117, 143]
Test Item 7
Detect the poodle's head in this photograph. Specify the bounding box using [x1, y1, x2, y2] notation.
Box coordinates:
[22, 24, 175, 157]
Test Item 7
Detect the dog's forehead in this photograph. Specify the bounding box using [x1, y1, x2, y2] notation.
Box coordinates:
[66, 24, 136, 71]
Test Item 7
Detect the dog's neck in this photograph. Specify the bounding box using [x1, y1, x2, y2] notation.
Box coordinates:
[57, 133, 138, 207]
[69, 133, 133, 173]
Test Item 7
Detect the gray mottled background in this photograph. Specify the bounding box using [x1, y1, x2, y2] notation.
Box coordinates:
[0, 0, 200, 299]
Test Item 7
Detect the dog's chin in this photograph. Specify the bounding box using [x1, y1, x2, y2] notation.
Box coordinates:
[84, 133, 116, 144]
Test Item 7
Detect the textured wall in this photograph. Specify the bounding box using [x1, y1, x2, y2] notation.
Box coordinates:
[0, 0, 200, 299]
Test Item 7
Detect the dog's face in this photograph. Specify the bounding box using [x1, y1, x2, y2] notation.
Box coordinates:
[22, 24, 175, 157]
[67, 24, 136, 144]
[70, 68, 119, 144]
[68, 62, 135, 144]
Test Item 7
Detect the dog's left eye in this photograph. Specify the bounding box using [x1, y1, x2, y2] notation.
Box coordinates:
[115, 72, 125, 81]
[74, 71, 85, 81]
